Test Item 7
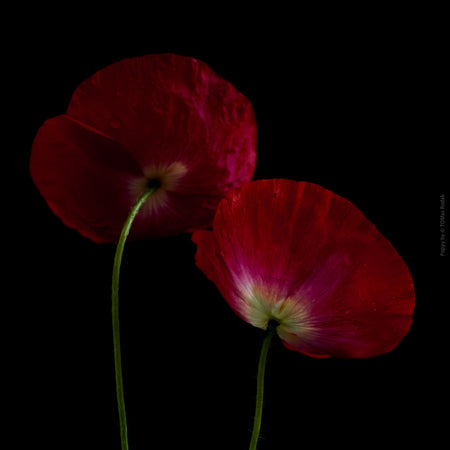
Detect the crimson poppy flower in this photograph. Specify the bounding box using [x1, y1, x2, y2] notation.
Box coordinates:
[192, 179, 415, 359]
[30, 54, 258, 450]
[30, 54, 257, 242]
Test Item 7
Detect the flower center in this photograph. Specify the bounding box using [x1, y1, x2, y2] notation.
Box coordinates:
[128, 161, 188, 217]
[146, 177, 162, 191]
[243, 285, 312, 337]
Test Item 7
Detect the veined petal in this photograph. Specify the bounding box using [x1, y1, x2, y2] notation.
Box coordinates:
[192, 230, 251, 322]
[192, 179, 415, 359]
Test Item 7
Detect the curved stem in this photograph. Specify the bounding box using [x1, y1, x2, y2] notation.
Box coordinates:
[249, 321, 277, 450]
[112, 188, 156, 450]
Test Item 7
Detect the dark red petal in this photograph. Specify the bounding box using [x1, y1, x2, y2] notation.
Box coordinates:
[30, 115, 144, 243]
[66, 54, 256, 192]
[192, 179, 415, 359]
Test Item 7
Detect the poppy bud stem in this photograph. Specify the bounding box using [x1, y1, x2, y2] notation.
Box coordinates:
[112, 187, 157, 450]
[249, 320, 278, 450]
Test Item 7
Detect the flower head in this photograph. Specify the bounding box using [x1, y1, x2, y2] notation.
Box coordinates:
[192, 179, 415, 358]
[30, 54, 257, 242]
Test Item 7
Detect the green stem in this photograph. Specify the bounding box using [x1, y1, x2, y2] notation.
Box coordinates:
[112, 188, 156, 450]
[249, 321, 277, 450]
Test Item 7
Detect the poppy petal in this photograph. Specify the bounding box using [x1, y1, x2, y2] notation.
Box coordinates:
[192, 179, 415, 358]
[30, 115, 144, 243]
[192, 230, 251, 322]
[66, 54, 256, 193]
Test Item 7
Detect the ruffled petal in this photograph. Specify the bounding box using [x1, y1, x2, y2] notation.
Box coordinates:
[66, 54, 257, 194]
[192, 179, 415, 358]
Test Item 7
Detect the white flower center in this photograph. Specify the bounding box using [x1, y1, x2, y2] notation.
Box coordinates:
[243, 285, 318, 341]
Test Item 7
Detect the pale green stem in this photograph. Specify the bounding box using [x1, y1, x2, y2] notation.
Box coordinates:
[249, 321, 277, 450]
[112, 187, 156, 450]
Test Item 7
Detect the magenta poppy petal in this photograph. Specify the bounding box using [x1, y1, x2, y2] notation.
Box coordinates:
[30, 115, 145, 243]
[192, 230, 250, 322]
[31, 54, 257, 241]
[192, 179, 415, 359]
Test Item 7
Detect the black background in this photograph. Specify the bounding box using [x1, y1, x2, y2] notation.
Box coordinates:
[11, 11, 447, 450]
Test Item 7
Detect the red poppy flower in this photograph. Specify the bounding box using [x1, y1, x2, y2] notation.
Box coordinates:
[192, 179, 415, 358]
[30, 54, 257, 242]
